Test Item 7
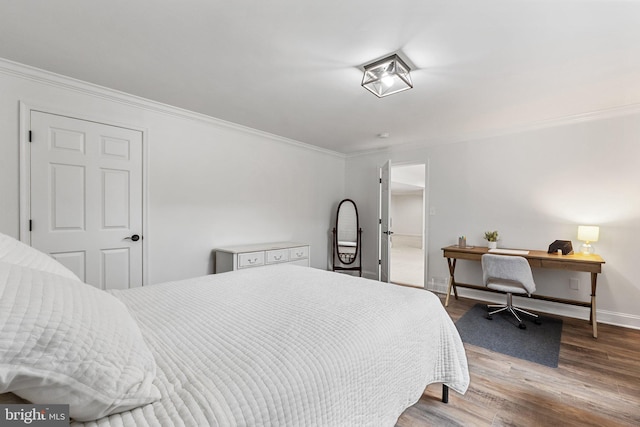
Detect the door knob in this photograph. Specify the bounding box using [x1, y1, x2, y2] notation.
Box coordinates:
[125, 234, 141, 242]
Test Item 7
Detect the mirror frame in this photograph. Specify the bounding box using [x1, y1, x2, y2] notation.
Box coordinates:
[335, 199, 359, 265]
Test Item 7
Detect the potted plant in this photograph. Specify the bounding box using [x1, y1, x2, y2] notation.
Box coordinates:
[484, 231, 499, 249]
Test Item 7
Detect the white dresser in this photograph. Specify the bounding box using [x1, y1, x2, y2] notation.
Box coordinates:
[215, 242, 310, 273]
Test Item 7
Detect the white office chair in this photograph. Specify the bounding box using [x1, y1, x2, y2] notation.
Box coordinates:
[481, 254, 540, 329]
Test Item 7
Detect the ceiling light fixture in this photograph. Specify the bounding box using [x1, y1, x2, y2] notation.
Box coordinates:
[362, 54, 413, 98]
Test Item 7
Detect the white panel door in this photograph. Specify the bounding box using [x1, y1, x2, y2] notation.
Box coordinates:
[29, 111, 143, 289]
[379, 160, 391, 282]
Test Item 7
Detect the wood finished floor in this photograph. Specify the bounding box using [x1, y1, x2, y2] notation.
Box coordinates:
[397, 296, 640, 427]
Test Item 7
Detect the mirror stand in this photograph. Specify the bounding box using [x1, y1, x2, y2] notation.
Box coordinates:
[332, 227, 362, 276]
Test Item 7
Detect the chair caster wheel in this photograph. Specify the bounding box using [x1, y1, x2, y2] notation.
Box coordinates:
[486, 315, 493, 320]
[518, 323, 527, 329]
[534, 319, 542, 325]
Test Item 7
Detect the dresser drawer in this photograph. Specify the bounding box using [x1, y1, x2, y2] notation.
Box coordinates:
[289, 246, 309, 260]
[266, 249, 289, 264]
[237, 251, 265, 268]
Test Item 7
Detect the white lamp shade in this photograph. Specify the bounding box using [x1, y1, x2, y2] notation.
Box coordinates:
[577, 225, 599, 242]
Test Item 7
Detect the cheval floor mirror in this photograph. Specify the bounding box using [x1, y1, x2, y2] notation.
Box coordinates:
[332, 199, 363, 276]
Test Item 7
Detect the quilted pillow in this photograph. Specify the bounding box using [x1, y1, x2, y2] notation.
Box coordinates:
[0, 261, 160, 421]
[0, 232, 80, 281]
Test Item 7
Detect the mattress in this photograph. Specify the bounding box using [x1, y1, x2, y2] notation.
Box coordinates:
[62, 265, 468, 426]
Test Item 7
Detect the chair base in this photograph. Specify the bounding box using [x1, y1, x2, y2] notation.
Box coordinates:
[486, 293, 540, 329]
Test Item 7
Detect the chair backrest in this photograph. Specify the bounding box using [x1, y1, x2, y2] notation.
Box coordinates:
[481, 254, 536, 294]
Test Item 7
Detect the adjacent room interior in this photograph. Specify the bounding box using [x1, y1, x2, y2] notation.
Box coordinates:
[390, 164, 425, 288]
[0, 1, 639, 426]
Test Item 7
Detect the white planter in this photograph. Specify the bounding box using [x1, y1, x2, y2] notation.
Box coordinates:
[487, 241, 497, 249]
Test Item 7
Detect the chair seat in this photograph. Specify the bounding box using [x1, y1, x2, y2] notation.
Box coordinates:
[486, 278, 529, 295]
[482, 254, 538, 328]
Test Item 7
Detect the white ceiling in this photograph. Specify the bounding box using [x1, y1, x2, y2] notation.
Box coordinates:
[1, 0, 639, 154]
[391, 164, 425, 194]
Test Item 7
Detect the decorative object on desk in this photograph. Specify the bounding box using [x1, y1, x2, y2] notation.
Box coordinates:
[455, 303, 562, 368]
[483, 230, 499, 249]
[547, 240, 574, 255]
[577, 225, 599, 255]
[458, 236, 466, 248]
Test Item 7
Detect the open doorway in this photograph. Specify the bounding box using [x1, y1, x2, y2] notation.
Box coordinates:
[390, 164, 425, 288]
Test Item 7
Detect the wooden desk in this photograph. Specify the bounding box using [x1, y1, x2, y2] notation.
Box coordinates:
[442, 246, 605, 338]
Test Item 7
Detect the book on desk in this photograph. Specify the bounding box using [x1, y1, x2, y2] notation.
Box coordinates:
[488, 248, 529, 255]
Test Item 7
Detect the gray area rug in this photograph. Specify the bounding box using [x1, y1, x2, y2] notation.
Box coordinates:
[455, 303, 563, 368]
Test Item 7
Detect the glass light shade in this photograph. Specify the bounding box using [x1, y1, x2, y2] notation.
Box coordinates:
[362, 54, 413, 98]
[577, 225, 599, 255]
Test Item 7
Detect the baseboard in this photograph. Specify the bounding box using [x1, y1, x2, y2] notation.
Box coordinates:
[596, 309, 640, 330]
[457, 288, 640, 331]
[362, 270, 378, 280]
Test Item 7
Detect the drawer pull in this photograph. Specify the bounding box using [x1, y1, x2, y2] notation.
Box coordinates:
[274, 255, 282, 260]
[248, 258, 258, 264]
[296, 252, 304, 257]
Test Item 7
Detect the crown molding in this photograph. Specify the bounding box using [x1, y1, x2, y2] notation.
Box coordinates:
[4, 56, 636, 161]
[0, 57, 345, 159]
[347, 102, 640, 158]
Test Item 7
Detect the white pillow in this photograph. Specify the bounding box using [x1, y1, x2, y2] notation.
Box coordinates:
[0, 261, 160, 421]
[0, 232, 80, 281]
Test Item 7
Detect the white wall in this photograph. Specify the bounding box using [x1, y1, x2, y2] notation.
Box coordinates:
[346, 111, 640, 329]
[0, 60, 345, 284]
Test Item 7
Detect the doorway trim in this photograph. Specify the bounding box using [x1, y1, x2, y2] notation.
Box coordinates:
[18, 101, 150, 285]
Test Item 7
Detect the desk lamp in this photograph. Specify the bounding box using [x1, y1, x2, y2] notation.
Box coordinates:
[577, 225, 599, 255]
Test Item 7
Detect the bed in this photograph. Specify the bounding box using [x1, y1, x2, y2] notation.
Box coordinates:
[0, 232, 469, 426]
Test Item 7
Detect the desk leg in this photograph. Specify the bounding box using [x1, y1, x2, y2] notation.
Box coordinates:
[445, 258, 458, 307]
[590, 273, 598, 339]
[445, 276, 452, 307]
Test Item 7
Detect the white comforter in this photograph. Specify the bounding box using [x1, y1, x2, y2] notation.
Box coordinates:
[77, 265, 469, 427]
